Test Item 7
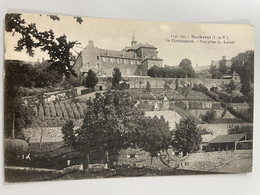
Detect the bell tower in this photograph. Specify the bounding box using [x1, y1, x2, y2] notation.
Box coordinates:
[131, 31, 137, 47]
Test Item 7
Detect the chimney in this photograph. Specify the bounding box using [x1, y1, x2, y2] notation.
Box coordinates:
[89, 40, 94, 46]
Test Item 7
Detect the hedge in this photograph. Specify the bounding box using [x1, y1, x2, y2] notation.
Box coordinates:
[38, 103, 44, 120]
[64, 102, 74, 119]
[49, 101, 56, 117]
[43, 102, 51, 118]
[71, 102, 80, 119]
[59, 102, 69, 119]
[54, 102, 63, 118]
[76, 102, 85, 118]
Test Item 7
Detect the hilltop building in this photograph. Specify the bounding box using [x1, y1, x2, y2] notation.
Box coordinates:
[73, 33, 163, 84]
[210, 55, 232, 73]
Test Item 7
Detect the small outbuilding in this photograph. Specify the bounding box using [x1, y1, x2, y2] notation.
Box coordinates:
[208, 133, 246, 151]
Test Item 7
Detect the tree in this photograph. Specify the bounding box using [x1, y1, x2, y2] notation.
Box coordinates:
[201, 110, 217, 123]
[209, 66, 222, 79]
[139, 116, 171, 165]
[112, 68, 122, 89]
[221, 80, 236, 103]
[146, 81, 151, 92]
[172, 117, 202, 156]
[85, 69, 99, 90]
[179, 58, 195, 78]
[5, 13, 82, 77]
[218, 58, 227, 74]
[231, 50, 254, 84]
[175, 79, 179, 90]
[62, 90, 145, 169]
[4, 60, 35, 138]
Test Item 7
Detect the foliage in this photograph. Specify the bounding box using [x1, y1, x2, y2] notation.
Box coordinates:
[218, 58, 227, 74]
[209, 66, 222, 79]
[119, 81, 130, 90]
[4, 138, 29, 163]
[179, 58, 195, 78]
[220, 80, 236, 103]
[147, 65, 186, 78]
[192, 83, 208, 93]
[85, 69, 99, 90]
[112, 68, 122, 89]
[175, 79, 179, 90]
[172, 117, 202, 156]
[231, 50, 254, 83]
[163, 81, 170, 89]
[62, 90, 146, 168]
[201, 110, 217, 123]
[5, 14, 81, 77]
[228, 125, 253, 140]
[138, 116, 171, 164]
[145, 81, 151, 92]
[4, 61, 35, 137]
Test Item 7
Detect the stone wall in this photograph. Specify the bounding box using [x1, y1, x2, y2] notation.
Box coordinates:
[123, 76, 231, 90]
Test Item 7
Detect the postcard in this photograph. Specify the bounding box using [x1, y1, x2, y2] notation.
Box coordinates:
[4, 13, 254, 183]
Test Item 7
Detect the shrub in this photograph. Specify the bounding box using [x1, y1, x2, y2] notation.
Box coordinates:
[43, 102, 51, 118]
[71, 102, 80, 119]
[49, 101, 56, 117]
[54, 102, 63, 118]
[59, 102, 69, 119]
[65, 102, 74, 119]
[76, 102, 85, 118]
[201, 110, 217, 123]
[81, 88, 92, 95]
[5, 139, 29, 163]
[38, 103, 44, 120]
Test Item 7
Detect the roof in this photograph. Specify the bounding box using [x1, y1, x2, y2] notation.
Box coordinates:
[209, 133, 246, 144]
[142, 57, 163, 62]
[99, 48, 140, 59]
[232, 71, 239, 76]
[127, 42, 157, 50]
[201, 134, 214, 143]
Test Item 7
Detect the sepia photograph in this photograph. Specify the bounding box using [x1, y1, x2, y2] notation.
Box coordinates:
[4, 13, 254, 183]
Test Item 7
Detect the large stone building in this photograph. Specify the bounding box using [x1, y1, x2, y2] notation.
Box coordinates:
[73, 34, 163, 84]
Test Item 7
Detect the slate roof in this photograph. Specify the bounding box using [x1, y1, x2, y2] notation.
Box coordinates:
[209, 133, 246, 144]
[98, 48, 139, 59]
[128, 42, 157, 50]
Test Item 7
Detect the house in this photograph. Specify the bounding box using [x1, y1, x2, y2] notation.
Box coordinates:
[230, 102, 249, 111]
[73, 33, 163, 84]
[208, 133, 247, 151]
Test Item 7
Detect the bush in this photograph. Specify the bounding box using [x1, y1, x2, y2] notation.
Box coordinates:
[71, 102, 80, 119]
[5, 139, 29, 163]
[227, 107, 252, 123]
[76, 102, 85, 118]
[38, 103, 44, 120]
[193, 84, 208, 92]
[81, 88, 92, 95]
[201, 110, 217, 123]
[65, 102, 74, 119]
[54, 102, 63, 117]
[59, 102, 69, 119]
[49, 101, 56, 117]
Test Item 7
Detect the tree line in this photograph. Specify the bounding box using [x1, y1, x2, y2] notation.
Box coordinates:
[148, 58, 195, 78]
[62, 89, 202, 168]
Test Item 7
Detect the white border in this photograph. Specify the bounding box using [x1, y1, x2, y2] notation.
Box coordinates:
[1, 0, 260, 195]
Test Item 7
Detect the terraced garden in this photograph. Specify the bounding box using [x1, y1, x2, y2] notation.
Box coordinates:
[34, 100, 88, 120]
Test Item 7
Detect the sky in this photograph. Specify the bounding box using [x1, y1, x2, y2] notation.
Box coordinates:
[4, 13, 254, 67]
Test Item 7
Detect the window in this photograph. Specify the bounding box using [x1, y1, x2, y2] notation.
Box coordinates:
[97, 56, 100, 60]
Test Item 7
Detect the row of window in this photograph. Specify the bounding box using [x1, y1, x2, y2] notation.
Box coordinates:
[98, 56, 141, 65]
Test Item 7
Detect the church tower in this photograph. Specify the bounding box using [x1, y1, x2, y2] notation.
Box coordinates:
[131, 31, 137, 47]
